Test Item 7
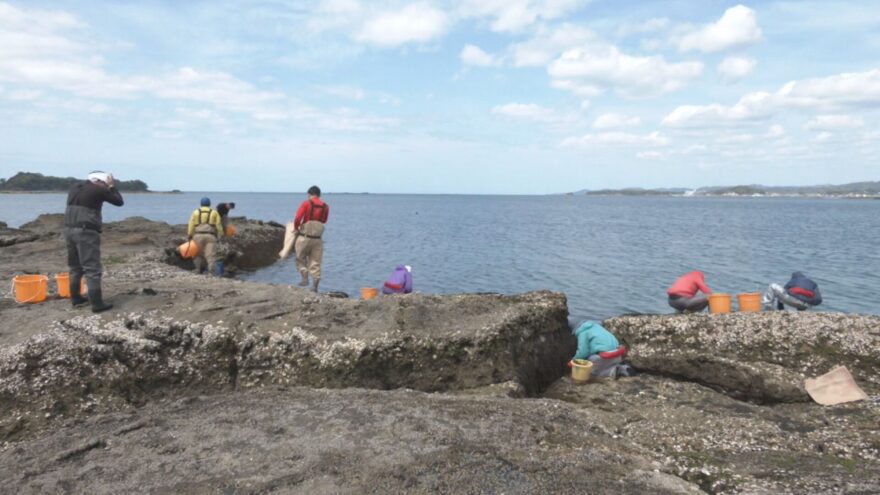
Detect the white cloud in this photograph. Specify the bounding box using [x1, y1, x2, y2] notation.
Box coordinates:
[636, 150, 667, 159]
[314, 107, 400, 131]
[663, 68, 880, 128]
[549, 46, 703, 97]
[592, 113, 641, 129]
[682, 144, 708, 154]
[460, 44, 498, 66]
[7, 89, 42, 101]
[779, 69, 880, 108]
[354, 4, 449, 47]
[458, 0, 588, 33]
[660, 99, 767, 127]
[678, 5, 763, 53]
[717, 56, 756, 82]
[508, 23, 595, 67]
[492, 102, 557, 122]
[804, 114, 865, 131]
[319, 84, 365, 100]
[561, 131, 669, 147]
[765, 124, 786, 139]
[550, 79, 603, 98]
[716, 133, 754, 144]
[0, 2, 410, 131]
[146, 67, 286, 119]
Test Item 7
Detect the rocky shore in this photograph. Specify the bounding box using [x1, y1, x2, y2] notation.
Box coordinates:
[0, 215, 877, 494]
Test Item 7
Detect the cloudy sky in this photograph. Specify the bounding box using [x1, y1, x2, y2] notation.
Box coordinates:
[1, 1, 878, 193]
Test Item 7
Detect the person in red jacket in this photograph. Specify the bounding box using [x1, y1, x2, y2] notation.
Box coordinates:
[667, 270, 712, 313]
[293, 185, 329, 292]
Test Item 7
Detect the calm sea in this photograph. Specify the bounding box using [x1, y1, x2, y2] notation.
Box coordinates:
[2, 192, 878, 320]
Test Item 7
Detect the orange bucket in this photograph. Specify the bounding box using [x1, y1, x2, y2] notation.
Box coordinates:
[55, 273, 86, 298]
[178, 240, 199, 259]
[13, 274, 48, 304]
[737, 292, 761, 312]
[360, 287, 378, 300]
[225, 224, 236, 237]
[708, 293, 732, 314]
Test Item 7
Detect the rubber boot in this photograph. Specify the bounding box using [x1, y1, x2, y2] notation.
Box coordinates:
[70, 274, 89, 307]
[89, 289, 113, 313]
[193, 257, 203, 274]
[298, 272, 309, 287]
[311, 279, 319, 293]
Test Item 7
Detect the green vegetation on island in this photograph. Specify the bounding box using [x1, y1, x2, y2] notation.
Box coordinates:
[572, 181, 880, 198]
[0, 172, 149, 192]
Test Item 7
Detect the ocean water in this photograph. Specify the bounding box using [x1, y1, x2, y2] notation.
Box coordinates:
[2, 192, 878, 320]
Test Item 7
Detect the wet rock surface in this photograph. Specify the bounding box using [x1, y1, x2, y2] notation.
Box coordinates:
[0, 388, 701, 494]
[604, 312, 880, 403]
[0, 221, 39, 247]
[0, 290, 571, 441]
[545, 375, 879, 494]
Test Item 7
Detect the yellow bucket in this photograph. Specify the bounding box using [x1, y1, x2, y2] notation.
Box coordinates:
[55, 273, 86, 298]
[360, 287, 378, 300]
[737, 292, 761, 312]
[571, 359, 593, 383]
[708, 293, 732, 314]
[178, 240, 199, 259]
[225, 224, 236, 237]
[13, 274, 48, 304]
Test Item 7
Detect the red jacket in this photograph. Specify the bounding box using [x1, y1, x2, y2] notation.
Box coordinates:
[667, 271, 712, 298]
[294, 198, 329, 229]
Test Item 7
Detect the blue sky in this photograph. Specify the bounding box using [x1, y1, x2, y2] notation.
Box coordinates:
[0, 0, 878, 193]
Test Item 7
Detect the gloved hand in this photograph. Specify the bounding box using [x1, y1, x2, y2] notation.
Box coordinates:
[567, 360, 573, 369]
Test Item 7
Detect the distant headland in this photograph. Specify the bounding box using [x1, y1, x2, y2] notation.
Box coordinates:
[0, 172, 154, 193]
[569, 181, 880, 198]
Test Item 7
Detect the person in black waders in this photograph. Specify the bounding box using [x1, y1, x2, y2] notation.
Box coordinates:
[293, 185, 329, 292]
[216, 201, 235, 232]
[64, 171, 124, 313]
[187, 197, 224, 275]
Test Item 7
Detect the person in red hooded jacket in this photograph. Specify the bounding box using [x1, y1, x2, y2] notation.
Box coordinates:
[293, 185, 329, 292]
[667, 270, 712, 313]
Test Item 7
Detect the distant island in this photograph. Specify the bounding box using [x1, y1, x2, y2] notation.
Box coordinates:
[570, 181, 880, 198]
[0, 172, 149, 193]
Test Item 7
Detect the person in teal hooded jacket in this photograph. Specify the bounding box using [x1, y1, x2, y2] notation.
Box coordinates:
[569, 320, 634, 378]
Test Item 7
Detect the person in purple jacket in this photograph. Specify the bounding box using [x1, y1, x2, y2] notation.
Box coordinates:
[382, 265, 413, 295]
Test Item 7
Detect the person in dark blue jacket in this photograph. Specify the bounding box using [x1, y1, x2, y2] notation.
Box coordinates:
[762, 272, 822, 310]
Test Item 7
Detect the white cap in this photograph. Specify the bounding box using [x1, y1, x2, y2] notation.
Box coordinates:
[405, 265, 412, 273]
[88, 171, 110, 184]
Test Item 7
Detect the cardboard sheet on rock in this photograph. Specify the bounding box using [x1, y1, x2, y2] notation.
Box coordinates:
[805, 365, 868, 406]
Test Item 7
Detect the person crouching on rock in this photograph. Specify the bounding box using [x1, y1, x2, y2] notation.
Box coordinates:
[216, 201, 235, 233]
[667, 270, 712, 313]
[64, 171, 124, 313]
[187, 197, 224, 275]
[568, 320, 634, 378]
[293, 185, 329, 292]
[762, 271, 822, 311]
[382, 265, 412, 295]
